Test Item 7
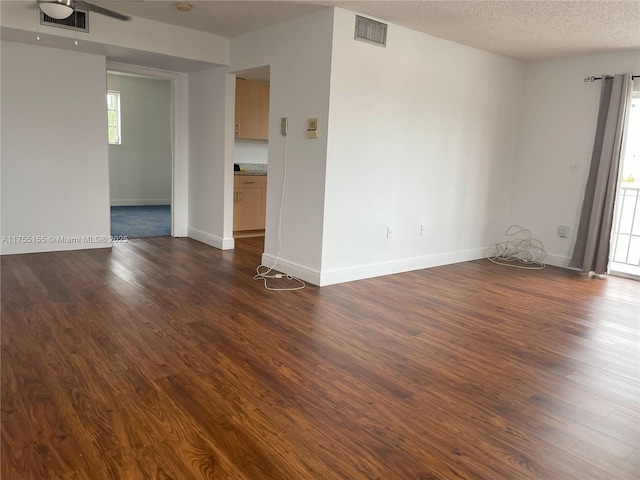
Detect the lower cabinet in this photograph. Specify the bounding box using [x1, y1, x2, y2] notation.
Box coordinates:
[233, 175, 267, 235]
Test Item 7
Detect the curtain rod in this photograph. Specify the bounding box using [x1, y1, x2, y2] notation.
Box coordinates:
[584, 75, 640, 82]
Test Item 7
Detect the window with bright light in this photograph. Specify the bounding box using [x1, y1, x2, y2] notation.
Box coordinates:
[107, 91, 121, 145]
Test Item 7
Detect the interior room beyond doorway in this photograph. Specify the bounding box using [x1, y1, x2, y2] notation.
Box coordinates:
[107, 71, 173, 239]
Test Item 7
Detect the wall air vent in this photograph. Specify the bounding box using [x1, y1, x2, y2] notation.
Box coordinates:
[40, 9, 89, 33]
[354, 15, 387, 47]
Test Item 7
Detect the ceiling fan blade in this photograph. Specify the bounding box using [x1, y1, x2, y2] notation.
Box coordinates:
[76, 1, 130, 21]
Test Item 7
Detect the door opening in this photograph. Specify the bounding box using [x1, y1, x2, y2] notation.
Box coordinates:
[232, 66, 270, 240]
[107, 70, 173, 239]
[610, 84, 640, 278]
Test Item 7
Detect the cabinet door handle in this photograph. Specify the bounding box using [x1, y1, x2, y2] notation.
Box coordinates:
[242, 181, 256, 184]
[239, 192, 243, 202]
[235, 124, 240, 136]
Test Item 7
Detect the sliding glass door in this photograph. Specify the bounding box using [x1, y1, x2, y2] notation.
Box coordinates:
[610, 82, 640, 277]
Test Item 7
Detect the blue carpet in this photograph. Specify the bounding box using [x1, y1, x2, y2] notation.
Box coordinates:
[111, 205, 171, 238]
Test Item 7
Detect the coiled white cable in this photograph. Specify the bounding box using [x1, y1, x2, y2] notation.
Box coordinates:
[253, 131, 306, 291]
[487, 225, 546, 270]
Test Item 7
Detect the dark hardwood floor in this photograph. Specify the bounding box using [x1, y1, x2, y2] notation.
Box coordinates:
[1, 237, 639, 479]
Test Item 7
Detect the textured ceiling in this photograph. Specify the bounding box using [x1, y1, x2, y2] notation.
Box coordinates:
[91, 1, 640, 61]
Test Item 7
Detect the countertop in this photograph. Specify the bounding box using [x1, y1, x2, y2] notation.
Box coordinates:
[235, 170, 267, 176]
[234, 163, 267, 176]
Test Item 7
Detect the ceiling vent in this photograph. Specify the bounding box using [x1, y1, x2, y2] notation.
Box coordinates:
[40, 9, 89, 33]
[354, 15, 387, 47]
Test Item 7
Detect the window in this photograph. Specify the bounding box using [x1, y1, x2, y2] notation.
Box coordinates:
[107, 91, 121, 145]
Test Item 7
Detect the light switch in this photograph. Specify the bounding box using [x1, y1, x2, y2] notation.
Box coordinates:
[307, 118, 318, 139]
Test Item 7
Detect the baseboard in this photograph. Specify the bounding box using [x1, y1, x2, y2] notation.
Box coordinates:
[544, 253, 572, 269]
[173, 226, 188, 237]
[0, 239, 111, 256]
[110, 199, 171, 206]
[261, 254, 322, 286]
[261, 247, 487, 287]
[188, 227, 234, 250]
[258, 249, 582, 287]
[318, 247, 488, 286]
[482, 249, 576, 271]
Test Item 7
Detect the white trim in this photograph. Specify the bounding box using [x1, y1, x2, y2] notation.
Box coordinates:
[318, 247, 489, 286]
[261, 254, 322, 286]
[188, 227, 235, 250]
[262, 247, 487, 287]
[106, 62, 189, 238]
[110, 199, 171, 206]
[0, 241, 111, 256]
[609, 270, 640, 280]
[224, 73, 237, 242]
[544, 253, 573, 269]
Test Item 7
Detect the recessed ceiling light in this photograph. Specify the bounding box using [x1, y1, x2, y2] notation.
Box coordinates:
[175, 2, 192, 12]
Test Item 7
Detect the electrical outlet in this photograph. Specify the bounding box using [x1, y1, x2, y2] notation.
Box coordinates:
[557, 225, 569, 238]
[420, 224, 426, 235]
[280, 117, 288, 136]
[386, 226, 393, 238]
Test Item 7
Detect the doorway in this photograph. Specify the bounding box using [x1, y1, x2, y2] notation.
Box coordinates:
[232, 66, 270, 239]
[107, 71, 173, 238]
[610, 83, 640, 277]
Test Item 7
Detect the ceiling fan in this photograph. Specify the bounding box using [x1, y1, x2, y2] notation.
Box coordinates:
[37, 0, 130, 21]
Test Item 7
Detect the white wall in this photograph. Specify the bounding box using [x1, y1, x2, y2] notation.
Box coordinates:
[226, 8, 526, 285]
[4, 4, 636, 284]
[0, 0, 228, 253]
[1, 41, 111, 254]
[229, 9, 335, 278]
[107, 74, 172, 206]
[0, 1, 229, 68]
[508, 50, 640, 267]
[234, 139, 268, 165]
[188, 67, 236, 250]
[321, 9, 525, 284]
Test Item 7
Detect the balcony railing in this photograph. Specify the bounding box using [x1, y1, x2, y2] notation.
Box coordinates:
[610, 185, 640, 276]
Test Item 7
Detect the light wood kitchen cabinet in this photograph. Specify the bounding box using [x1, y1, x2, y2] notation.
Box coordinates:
[258, 82, 270, 140]
[233, 175, 267, 235]
[235, 78, 269, 141]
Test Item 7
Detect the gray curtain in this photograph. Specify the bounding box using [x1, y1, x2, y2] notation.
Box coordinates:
[570, 74, 633, 274]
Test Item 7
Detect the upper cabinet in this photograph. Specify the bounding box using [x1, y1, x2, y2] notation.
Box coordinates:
[258, 82, 270, 140]
[235, 78, 269, 141]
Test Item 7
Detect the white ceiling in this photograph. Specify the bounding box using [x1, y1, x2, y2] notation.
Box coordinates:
[91, 0, 640, 62]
